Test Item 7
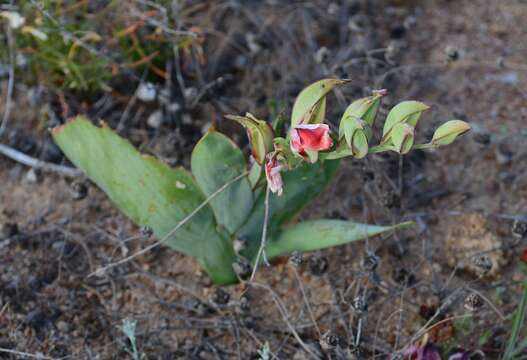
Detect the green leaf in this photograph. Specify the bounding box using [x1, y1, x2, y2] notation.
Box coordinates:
[291, 79, 350, 127]
[52, 117, 237, 284]
[265, 219, 414, 259]
[381, 101, 429, 144]
[191, 131, 254, 234]
[431, 120, 471, 146]
[237, 160, 340, 258]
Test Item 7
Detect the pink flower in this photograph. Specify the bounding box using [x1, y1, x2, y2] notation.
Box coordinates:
[290, 124, 333, 162]
[265, 154, 284, 196]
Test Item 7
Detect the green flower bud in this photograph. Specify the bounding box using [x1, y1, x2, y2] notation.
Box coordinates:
[340, 89, 385, 128]
[226, 113, 274, 164]
[431, 120, 471, 146]
[391, 123, 414, 154]
[339, 116, 370, 159]
[381, 101, 429, 145]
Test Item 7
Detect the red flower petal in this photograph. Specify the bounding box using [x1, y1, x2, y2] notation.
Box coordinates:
[290, 124, 333, 161]
[295, 124, 333, 151]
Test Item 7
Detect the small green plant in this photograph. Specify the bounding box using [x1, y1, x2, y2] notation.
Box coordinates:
[258, 342, 270, 360]
[52, 79, 469, 285]
[1, 2, 194, 93]
[503, 279, 527, 359]
[119, 318, 145, 360]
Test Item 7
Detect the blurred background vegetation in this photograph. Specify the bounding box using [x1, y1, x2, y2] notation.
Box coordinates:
[1, 0, 200, 95]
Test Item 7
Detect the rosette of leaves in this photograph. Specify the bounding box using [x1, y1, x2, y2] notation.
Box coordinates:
[51, 81, 415, 284]
[53, 118, 408, 284]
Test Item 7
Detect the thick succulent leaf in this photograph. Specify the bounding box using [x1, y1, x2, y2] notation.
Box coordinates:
[266, 219, 414, 259]
[52, 117, 237, 284]
[237, 160, 340, 258]
[381, 101, 429, 144]
[191, 131, 254, 234]
[291, 79, 349, 127]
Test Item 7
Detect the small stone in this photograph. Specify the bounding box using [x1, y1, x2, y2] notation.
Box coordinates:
[147, 110, 163, 129]
[361, 252, 379, 272]
[472, 255, 493, 274]
[314, 46, 329, 64]
[70, 181, 88, 201]
[320, 331, 340, 350]
[233, 237, 247, 255]
[167, 102, 182, 115]
[245, 32, 262, 54]
[445, 46, 460, 61]
[464, 293, 484, 312]
[239, 293, 251, 313]
[24, 168, 41, 184]
[211, 288, 230, 306]
[183, 87, 198, 102]
[182, 113, 193, 125]
[56, 320, 70, 332]
[309, 255, 328, 276]
[140, 226, 153, 239]
[232, 257, 252, 280]
[289, 251, 304, 267]
[136, 82, 157, 102]
[352, 296, 368, 315]
[512, 219, 527, 239]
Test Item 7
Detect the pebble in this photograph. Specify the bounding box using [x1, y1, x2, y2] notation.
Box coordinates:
[147, 110, 163, 129]
[57, 320, 70, 332]
[23, 168, 41, 184]
[136, 82, 157, 102]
